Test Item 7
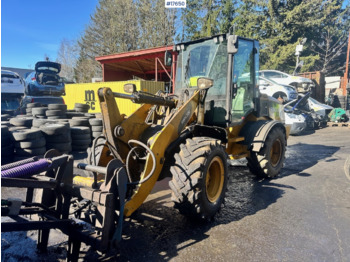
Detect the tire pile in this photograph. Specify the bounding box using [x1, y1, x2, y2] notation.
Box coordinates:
[1, 126, 14, 164]
[25, 103, 42, 116]
[1, 103, 106, 163]
[89, 118, 104, 138]
[11, 129, 46, 161]
[32, 107, 48, 119]
[46, 104, 67, 119]
[74, 103, 90, 113]
[41, 123, 72, 154]
[70, 126, 91, 152]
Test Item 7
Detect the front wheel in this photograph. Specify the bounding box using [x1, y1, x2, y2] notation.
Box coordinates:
[247, 127, 286, 178]
[169, 137, 228, 221]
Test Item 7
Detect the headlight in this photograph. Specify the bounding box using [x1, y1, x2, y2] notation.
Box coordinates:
[302, 83, 308, 88]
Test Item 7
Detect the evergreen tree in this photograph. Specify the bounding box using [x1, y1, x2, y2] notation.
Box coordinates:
[75, 0, 175, 82]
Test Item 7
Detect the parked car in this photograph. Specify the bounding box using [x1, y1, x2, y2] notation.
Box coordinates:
[259, 70, 315, 93]
[24, 61, 65, 96]
[16, 95, 65, 115]
[1, 70, 25, 115]
[1, 70, 25, 94]
[258, 76, 298, 103]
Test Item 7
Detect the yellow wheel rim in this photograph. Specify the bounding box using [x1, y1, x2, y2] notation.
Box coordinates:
[206, 156, 225, 203]
[270, 139, 282, 167]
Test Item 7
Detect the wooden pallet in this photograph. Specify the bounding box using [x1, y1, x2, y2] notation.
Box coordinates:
[327, 122, 349, 127]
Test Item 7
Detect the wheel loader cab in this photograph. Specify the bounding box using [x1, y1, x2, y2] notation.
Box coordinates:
[174, 34, 259, 127]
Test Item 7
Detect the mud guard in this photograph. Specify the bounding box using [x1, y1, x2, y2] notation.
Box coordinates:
[240, 120, 286, 153]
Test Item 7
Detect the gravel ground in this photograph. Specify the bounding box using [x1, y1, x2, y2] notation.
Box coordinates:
[1, 126, 350, 261]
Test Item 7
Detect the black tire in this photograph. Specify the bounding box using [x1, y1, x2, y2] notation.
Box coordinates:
[66, 112, 85, 118]
[15, 137, 46, 149]
[84, 113, 96, 118]
[72, 144, 89, 152]
[9, 117, 33, 127]
[71, 133, 91, 141]
[46, 110, 65, 117]
[273, 92, 288, 103]
[74, 103, 90, 110]
[1, 126, 10, 136]
[69, 118, 89, 127]
[247, 127, 286, 178]
[15, 147, 46, 157]
[72, 139, 91, 146]
[41, 123, 70, 136]
[11, 129, 43, 141]
[70, 126, 90, 135]
[48, 104, 67, 111]
[8, 126, 27, 132]
[91, 125, 103, 132]
[46, 142, 72, 152]
[32, 119, 55, 128]
[46, 133, 72, 143]
[1, 121, 11, 127]
[32, 107, 48, 116]
[89, 118, 103, 126]
[169, 137, 228, 221]
[47, 115, 67, 120]
[1, 114, 11, 121]
[75, 108, 89, 113]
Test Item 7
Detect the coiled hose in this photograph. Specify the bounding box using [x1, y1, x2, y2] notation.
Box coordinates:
[1, 159, 52, 178]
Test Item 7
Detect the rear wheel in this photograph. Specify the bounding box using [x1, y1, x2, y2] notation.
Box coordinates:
[247, 127, 286, 178]
[169, 137, 228, 221]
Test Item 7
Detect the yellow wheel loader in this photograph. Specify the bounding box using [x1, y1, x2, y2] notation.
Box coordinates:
[1, 31, 289, 260]
[89, 32, 288, 222]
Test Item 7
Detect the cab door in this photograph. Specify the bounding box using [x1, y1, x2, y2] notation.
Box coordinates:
[230, 38, 259, 124]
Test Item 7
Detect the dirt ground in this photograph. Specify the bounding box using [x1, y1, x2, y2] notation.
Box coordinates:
[1, 125, 350, 261]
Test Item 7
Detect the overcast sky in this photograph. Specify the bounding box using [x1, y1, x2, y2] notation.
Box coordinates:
[1, 0, 99, 69]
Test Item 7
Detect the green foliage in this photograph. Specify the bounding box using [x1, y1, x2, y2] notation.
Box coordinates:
[183, 0, 349, 76]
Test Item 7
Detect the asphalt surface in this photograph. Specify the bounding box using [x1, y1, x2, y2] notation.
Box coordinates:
[2, 126, 350, 261]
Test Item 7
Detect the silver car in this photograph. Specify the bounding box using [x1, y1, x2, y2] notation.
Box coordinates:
[258, 76, 298, 103]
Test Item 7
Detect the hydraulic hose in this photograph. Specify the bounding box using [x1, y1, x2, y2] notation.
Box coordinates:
[126, 139, 156, 185]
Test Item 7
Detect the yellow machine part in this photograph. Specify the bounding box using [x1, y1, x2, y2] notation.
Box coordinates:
[123, 91, 200, 217]
[63, 80, 164, 115]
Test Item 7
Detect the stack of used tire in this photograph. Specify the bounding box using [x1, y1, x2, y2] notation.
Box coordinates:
[46, 104, 67, 119]
[1, 114, 12, 128]
[1, 126, 14, 164]
[74, 103, 90, 113]
[11, 129, 46, 161]
[70, 126, 91, 152]
[41, 123, 72, 154]
[25, 103, 42, 116]
[32, 107, 48, 119]
[66, 111, 85, 119]
[32, 119, 55, 129]
[1, 114, 11, 121]
[9, 117, 33, 129]
[89, 118, 104, 138]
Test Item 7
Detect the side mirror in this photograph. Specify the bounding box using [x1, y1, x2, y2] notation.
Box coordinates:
[124, 83, 136, 93]
[197, 77, 214, 90]
[164, 51, 172, 67]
